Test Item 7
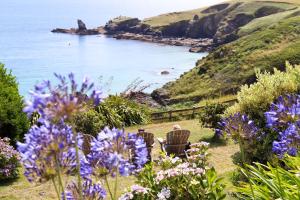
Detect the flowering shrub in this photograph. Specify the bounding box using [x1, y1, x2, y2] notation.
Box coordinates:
[0, 137, 20, 181]
[120, 142, 226, 200]
[216, 113, 265, 163]
[265, 94, 300, 157]
[18, 73, 148, 200]
[217, 93, 300, 167]
[221, 64, 300, 164]
[225, 63, 300, 121]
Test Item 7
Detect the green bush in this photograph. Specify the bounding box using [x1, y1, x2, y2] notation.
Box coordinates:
[99, 95, 150, 127]
[225, 63, 300, 124]
[199, 103, 227, 128]
[236, 155, 300, 200]
[73, 95, 150, 135]
[0, 64, 29, 144]
[73, 109, 105, 137]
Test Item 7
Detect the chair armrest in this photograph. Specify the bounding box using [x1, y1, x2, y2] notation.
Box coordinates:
[157, 138, 166, 152]
[157, 138, 166, 144]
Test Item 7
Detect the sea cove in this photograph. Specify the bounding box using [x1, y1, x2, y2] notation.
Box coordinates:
[0, 0, 218, 96]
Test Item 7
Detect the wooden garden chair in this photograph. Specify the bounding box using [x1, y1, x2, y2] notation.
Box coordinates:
[82, 134, 95, 155]
[158, 130, 190, 157]
[137, 131, 155, 161]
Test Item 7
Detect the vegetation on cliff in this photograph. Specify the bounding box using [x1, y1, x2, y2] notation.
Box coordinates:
[154, 1, 300, 104]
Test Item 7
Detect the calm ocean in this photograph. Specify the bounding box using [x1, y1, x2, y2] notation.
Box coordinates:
[0, 0, 222, 96]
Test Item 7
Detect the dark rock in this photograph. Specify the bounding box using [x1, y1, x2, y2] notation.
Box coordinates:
[125, 91, 160, 108]
[160, 20, 190, 37]
[51, 20, 101, 35]
[151, 89, 170, 106]
[214, 13, 254, 45]
[254, 6, 285, 18]
[189, 47, 204, 53]
[186, 14, 220, 38]
[198, 65, 209, 74]
[161, 71, 170, 75]
[104, 16, 142, 34]
[77, 19, 87, 31]
[193, 14, 199, 21]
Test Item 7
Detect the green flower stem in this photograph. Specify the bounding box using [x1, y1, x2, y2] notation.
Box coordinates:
[114, 172, 118, 200]
[237, 129, 255, 199]
[73, 129, 83, 200]
[51, 177, 60, 200]
[55, 156, 65, 200]
[104, 175, 114, 200]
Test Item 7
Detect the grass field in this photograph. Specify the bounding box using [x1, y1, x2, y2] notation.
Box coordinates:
[0, 120, 239, 200]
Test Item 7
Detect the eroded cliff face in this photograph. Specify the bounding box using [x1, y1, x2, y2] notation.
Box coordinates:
[103, 1, 293, 46]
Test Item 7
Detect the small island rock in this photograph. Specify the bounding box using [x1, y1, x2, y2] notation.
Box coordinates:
[161, 71, 170, 75]
[77, 19, 87, 31]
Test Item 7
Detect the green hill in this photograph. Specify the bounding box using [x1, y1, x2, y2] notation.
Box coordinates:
[152, 0, 300, 104]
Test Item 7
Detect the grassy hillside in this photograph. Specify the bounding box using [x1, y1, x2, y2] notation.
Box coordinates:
[143, 0, 297, 28]
[157, 13, 300, 103]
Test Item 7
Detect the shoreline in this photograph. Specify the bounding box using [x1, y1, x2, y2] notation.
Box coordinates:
[51, 21, 214, 53]
[111, 32, 213, 52]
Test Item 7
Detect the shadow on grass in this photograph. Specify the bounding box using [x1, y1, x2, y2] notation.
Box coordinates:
[200, 134, 228, 148]
[0, 177, 19, 187]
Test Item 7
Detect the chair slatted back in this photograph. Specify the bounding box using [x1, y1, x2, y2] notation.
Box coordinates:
[82, 134, 95, 155]
[137, 132, 154, 147]
[166, 130, 190, 145]
[137, 132, 154, 161]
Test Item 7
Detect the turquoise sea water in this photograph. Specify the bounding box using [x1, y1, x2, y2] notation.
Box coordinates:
[0, 0, 221, 96]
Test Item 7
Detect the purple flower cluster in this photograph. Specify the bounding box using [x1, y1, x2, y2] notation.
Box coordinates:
[265, 94, 300, 157]
[23, 73, 103, 121]
[272, 124, 300, 157]
[17, 121, 82, 182]
[216, 113, 260, 141]
[18, 73, 108, 199]
[265, 94, 300, 130]
[18, 73, 148, 199]
[63, 179, 106, 200]
[87, 127, 148, 177]
[0, 137, 20, 180]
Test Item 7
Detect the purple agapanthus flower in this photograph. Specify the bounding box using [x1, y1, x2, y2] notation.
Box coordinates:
[87, 127, 148, 177]
[265, 94, 300, 157]
[215, 113, 261, 141]
[272, 124, 300, 157]
[265, 94, 300, 130]
[23, 73, 103, 121]
[17, 121, 84, 182]
[62, 179, 106, 200]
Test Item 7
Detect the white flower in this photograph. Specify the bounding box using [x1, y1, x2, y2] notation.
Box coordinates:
[157, 187, 171, 200]
[171, 157, 180, 163]
[119, 192, 134, 200]
[190, 179, 200, 185]
[131, 185, 148, 194]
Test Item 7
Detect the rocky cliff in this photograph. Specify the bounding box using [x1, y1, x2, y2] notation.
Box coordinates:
[103, 1, 297, 46]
